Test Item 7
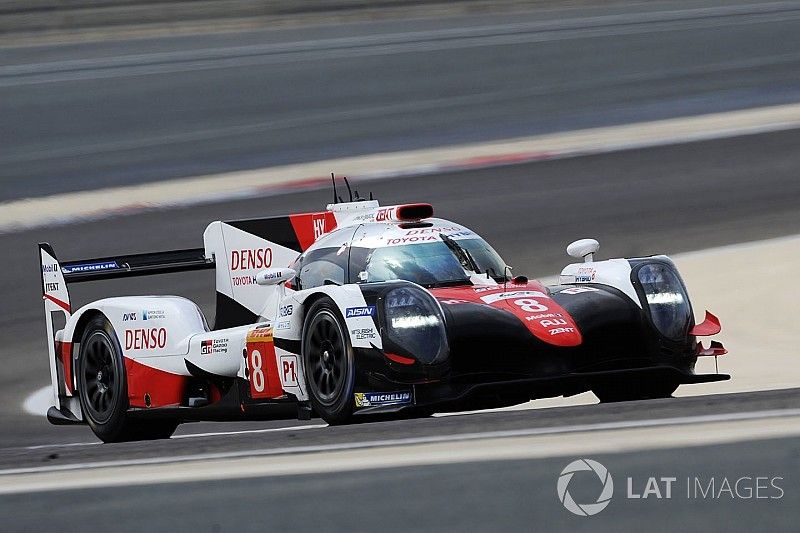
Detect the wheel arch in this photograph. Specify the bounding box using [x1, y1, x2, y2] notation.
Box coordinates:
[298, 291, 332, 326]
[67, 308, 112, 397]
[290, 285, 382, 350]
[72, 309, 110, 347]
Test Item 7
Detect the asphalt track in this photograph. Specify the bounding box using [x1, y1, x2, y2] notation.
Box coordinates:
[2, 127, 798, 530]
[2, 435, 798, 532]
[2, 126, 800, 444]
[5, 0, 800, 200]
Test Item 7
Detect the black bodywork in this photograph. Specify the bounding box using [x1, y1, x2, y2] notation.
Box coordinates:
[349, 257, 728, 414]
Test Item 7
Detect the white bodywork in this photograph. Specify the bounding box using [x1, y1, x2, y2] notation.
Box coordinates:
[560, 258, 642, 307]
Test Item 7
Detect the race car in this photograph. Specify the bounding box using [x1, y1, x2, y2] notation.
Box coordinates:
[39, 183, 728, 442]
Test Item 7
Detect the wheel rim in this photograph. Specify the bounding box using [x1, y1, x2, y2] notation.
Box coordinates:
[82, 331, 118, 423]
[306, 310, 347, 406]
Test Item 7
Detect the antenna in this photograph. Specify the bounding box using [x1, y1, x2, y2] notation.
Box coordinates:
[343, 176, 354, 202]
[331, 173, 338, 204]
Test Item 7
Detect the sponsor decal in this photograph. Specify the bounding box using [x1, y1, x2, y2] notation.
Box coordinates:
[350, 328, 377, 340]
[352, 213, 376, 222]
[550, 327, 576, 335]
[480, 290, 548, 305]
[355, 391, 413, 408]
[201, 338, 228, 355]
[275, 321, 291, 331]
[141, 309, 166, 321]
[525, 313, 564, 321]
[375, 208, 393, 222]
[574, 267, 597, 283]
[260, 268, 294, 282]
[440, 299, 469, 305]
[279, 304, 293, 317]
[312, 214, 327, 240]
[247, 325, 273, 340]
[41, 263, 59, 273]
[385, 236, 439, 245]
[122, 312, 137, 322]
[561, 287, 600, 295]
[44, 282, 59, 292]
[443, 230, 474, 239]
[125, 328, 167, 350]
[230, 248, 273, 271]
[61, 261, 118, 273]
[403, 226, 462, 236]
[279, 355, 299, 387]
[345, 306, 376, 318]
[473, 286, 499, 293]
[231, 275, 257, 286]
[540, 318, 568, 328]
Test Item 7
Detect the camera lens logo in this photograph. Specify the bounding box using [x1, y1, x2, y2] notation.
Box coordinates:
[557, 459, 614, 516]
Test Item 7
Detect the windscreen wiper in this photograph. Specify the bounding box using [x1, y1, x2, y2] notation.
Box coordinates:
[440, 233, 480, 274]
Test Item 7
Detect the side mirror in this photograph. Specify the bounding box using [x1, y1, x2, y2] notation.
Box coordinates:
[567, 239, 600, 262]
[255, 267, 296, 286]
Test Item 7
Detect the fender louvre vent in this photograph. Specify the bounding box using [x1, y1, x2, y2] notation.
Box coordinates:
[397, 203, 433, 221]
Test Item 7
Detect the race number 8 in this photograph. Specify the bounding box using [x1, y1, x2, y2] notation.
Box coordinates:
[250, 349, 265, 392]
[514, 298, 548, 313]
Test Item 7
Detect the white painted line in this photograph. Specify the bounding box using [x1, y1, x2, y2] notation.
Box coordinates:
[25, 441, 97, 451]
[22, 423, 329, 450]
[2, 414, 800, 494]
[170, 424, 328, 440]
[4, 407, 800, 477]
[3, 102, 800, 233]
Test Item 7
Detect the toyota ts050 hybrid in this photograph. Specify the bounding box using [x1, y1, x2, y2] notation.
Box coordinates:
[39, 184, 728, 442]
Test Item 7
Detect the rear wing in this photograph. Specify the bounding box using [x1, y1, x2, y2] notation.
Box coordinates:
[59, 247, 214, 283]
[39, 243, 214, 308]
[38, 243, 215, 419]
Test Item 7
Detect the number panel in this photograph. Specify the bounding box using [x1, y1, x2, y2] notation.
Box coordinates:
[246, 327, 283, 399]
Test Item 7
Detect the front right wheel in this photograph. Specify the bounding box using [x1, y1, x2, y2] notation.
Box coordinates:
[302, 298, 356, 425]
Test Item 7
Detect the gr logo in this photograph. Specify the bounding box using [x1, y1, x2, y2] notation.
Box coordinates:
[557, 459, 614, 516]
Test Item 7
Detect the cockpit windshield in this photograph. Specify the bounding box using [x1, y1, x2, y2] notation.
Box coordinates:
[358, 238, 508, 287]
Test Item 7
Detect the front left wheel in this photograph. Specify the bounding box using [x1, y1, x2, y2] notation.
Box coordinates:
[77, 316, 177, 442]
[302, 298, 356, 425]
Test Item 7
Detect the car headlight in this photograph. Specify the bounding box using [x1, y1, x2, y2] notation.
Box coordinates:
[383, 286, 448, 364]
[636, 262, 692, 340]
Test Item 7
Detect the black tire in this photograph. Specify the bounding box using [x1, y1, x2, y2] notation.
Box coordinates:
[77, 316, 178, 442]
[592, 379, 679, 403]
[302, 298, 356, 425]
